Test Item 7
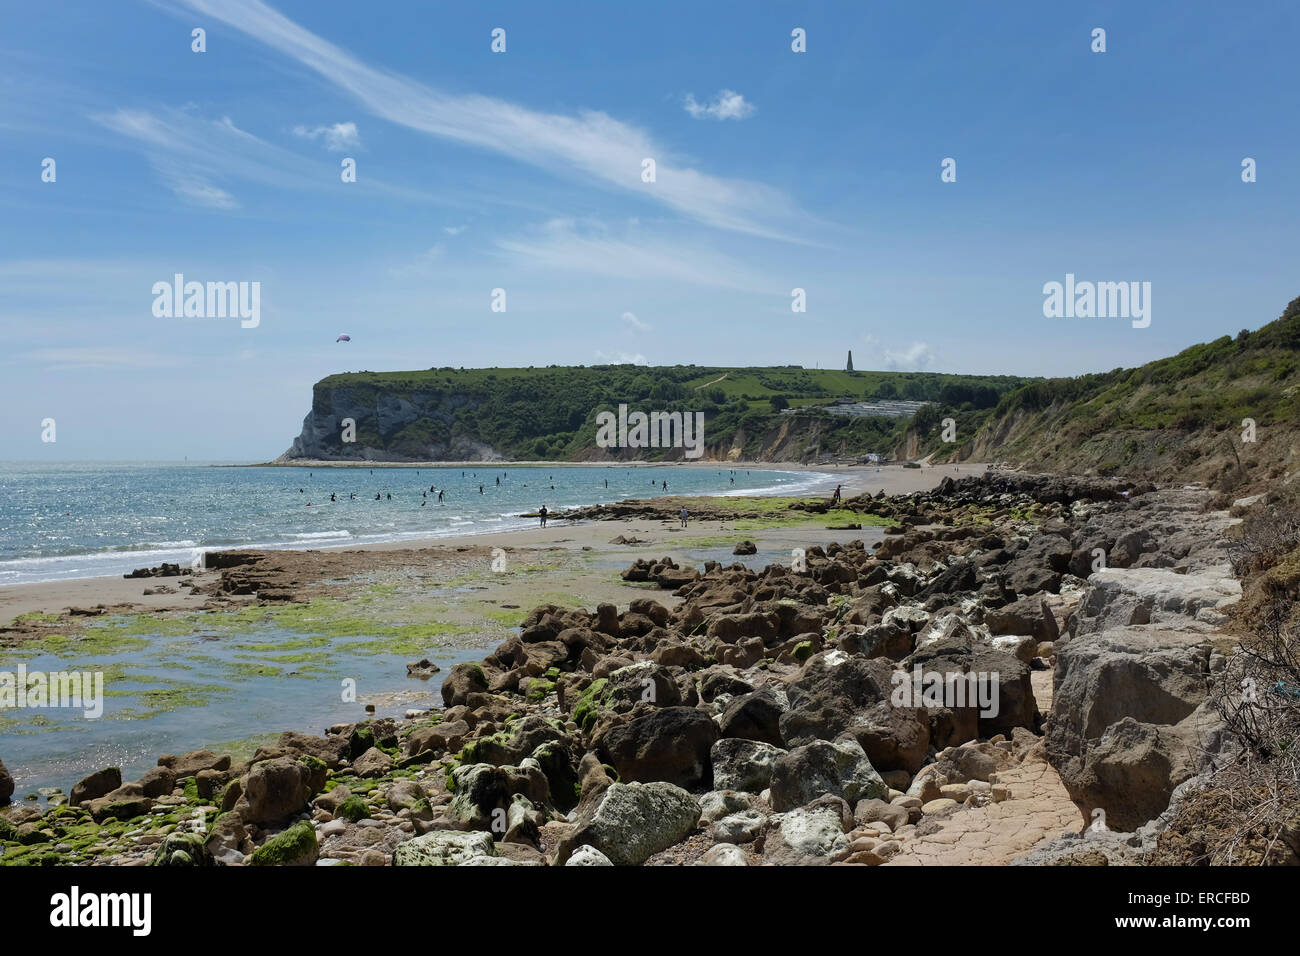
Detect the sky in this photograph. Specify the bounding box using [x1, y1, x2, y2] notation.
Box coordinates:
[2, 0, 1298, 460]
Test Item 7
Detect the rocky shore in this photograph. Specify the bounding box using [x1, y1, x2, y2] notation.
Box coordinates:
[0, 472, 1255, 866]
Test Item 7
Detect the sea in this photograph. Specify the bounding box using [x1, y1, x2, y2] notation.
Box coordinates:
[0, 461, 835, 586]
[0, 460, 839, 800]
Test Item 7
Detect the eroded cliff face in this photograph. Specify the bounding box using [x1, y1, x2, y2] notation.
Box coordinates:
[283, 386, 503, 462]
[282, 382, 850, 463]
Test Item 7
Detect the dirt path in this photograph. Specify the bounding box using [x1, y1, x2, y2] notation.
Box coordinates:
[885, 669, 1079, 866]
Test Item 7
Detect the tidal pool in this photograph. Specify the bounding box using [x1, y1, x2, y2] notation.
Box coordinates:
[0, 614, 485, 799]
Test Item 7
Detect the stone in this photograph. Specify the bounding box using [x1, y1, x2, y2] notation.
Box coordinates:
[717, 689, 786, 747]
[71, 767, 122, 807]
[236, 757, 315, 825]
[393, 829, 496, 866]
[351, 747, 395, 779]
[763, 805, 849, 865]
[921, 798, 959, 815]
[441, 662, 489, 707]
[157, 750, 231, 780]
[1048, 621, 1228, 831]
[709, 738, 785, 793]
[136, 766, 176, 799]
[853, 798, 908, 832]
[768, 737, 887, 811]
[594, 706, 719, 789]
[249, 820, 319, 866]
[696, 843, 748, 865]
[564, 844, 614, 866]
[555, 781, 701, 866]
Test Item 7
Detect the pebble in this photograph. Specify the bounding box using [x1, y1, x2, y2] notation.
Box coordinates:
[921, 798, 959, 815]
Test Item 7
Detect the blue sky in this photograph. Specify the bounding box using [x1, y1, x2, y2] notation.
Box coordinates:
[2, 0, 1298, 459]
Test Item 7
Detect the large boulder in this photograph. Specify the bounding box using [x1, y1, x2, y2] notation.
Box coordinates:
[157, 750, 231, 780]
[845, 701, 931, 775]
[985, 594, 1060, 644]
[71, 767, 122, 806]
[717, 689, 786, 747]
[441, 662, 489, 706]
[768, 737, 887, 811]
[710, 738, 786, 793]
[85, 783, 153, 823]
[779, 650, 894, 746]
[1047, 622, 1228, 831]
[762, 804, 850, 865]
[594, 706, 719, 789]
[555, 781, 701, 866]
[236, 757, 316, 825]
[1071, 567, 1241, 635]
[0, 759, 12, 805]
[447, 763, 549, 829]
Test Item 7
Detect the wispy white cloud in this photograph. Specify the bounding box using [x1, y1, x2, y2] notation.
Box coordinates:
[622, 311, 650, 332]
[159, 0, 806, 240]
[387, 244, 444, 278]
[883, 342, 934, 370]
[94, 106, 434, 207]
[94, 108, 318, 206]
[292, 121, 360, 151]
[684, 90, 756, 121]
[443, 225, 467, 236]
[165, 174, 239, 209]
[497, 218, 778, 292]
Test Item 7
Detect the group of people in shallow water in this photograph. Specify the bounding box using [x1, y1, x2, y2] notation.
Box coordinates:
[291, 467, 753, 523]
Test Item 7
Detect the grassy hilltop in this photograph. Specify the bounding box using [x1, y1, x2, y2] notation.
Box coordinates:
[295, 365, 1029, 462]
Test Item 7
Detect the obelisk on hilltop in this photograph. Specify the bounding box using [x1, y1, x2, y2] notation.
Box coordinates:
[846, 350, 854, 372]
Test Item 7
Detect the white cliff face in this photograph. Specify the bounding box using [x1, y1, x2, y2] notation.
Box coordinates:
[282, 386, 504, 461]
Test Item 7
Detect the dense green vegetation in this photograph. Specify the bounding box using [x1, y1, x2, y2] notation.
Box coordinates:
[961, 295, 1300, 484]
[306, 364, 1030, 461]
[987, 296, 1300, 434]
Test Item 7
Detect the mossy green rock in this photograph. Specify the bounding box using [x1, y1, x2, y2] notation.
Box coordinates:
[150, 832, 213, 867]
[337, 795, 368, 822]
[249, 820, 318, 866]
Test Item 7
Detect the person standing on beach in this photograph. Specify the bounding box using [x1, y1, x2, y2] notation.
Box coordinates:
[680, 507, 688, 528]
[539, 505, 548, 528]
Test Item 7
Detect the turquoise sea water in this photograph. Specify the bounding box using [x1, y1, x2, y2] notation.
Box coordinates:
[0, 461, 834, 586]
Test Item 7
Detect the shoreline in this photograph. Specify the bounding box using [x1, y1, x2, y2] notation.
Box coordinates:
[0, 463, 983, 621]
[0, 463, 982, 606]
[238, 458, 908, 470]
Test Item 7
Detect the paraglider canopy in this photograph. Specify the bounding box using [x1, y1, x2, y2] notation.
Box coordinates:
[336, 334, 351, 342]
